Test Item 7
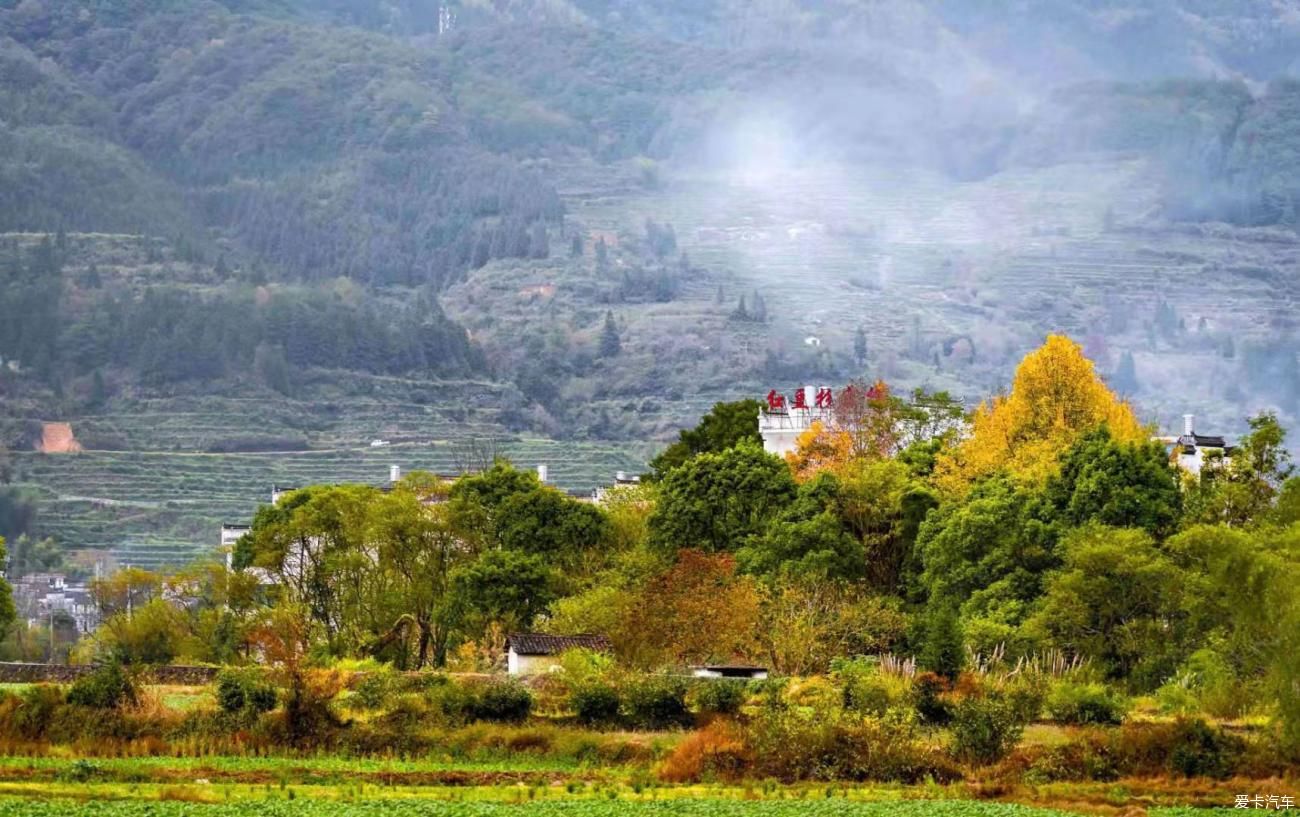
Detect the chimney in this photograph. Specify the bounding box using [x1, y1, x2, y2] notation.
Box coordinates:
[389, 464, 401, 484]
[537, 464, 548, 483]
[1183, 414, 1195, 436]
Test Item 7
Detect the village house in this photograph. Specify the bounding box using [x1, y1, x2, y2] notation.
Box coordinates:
[505, 632, 612, 676]
[1155, 414, 1234, 477]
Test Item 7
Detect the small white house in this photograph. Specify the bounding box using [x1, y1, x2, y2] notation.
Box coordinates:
[691, 665, 769, 680]
[1155, 414, 1234, 477]
[505, 633, 612, 676]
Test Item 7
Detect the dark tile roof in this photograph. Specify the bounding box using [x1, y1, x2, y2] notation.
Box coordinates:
[506, 633, 611, 656]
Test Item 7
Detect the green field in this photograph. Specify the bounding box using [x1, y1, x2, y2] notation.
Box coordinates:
[0, 794, 1193, 816]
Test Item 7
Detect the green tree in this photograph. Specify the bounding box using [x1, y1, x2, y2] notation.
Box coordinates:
[648, 443, 796, 554]
[648, 398, 764, 480]
[0, 537, 15, 641]
[738, 473, 863, 580]
[368, 480, 470, 667]
[494, 486, 612, 566]
[1041, 426, 1182, 538]
[452, 550, 556, 635]
[1025, 526, 1186, 687]
[598, 310, 621, 358]
[854, 326, 868, 366]
[1112, 351, 1138, 395]
[919, 602, 964, 680]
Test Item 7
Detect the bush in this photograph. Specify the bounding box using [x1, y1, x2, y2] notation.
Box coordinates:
[1046, 681, 1129, 725]
[949, 694, 1025, 765]
[623, 675, 691, 729]
[658, 719, 752, 783]
[911, 672, 952, 724]
[426, 677, 478, 724]
[472, 680, 533, 723]
[14, 685, 63, 739]
[692, 679, 748, 716]
[216, 668, 278, 715]
[66, 663, 136, 710]
[834, 660, 910, 717]
[570, 684, 621, 725]
[351, 668, 399, 710]
[1168, 719, 1243, 779]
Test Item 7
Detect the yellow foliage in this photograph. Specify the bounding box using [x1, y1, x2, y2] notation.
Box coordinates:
[934, 334, 1146, 494]
[784, 380, 901, 480]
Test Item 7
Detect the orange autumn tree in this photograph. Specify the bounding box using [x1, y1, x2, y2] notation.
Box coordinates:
[934, 334, 1146, 494]
[786, 380, 903, 480]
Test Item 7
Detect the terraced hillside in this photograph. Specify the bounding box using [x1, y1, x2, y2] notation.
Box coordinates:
[10, 438, 650, 570]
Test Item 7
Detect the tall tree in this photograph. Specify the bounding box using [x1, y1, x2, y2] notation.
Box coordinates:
[934, 335, 1146, 493]
[598, 310, 621, 358]
[853, 326, 868, 367]
[649, 443, 796, 553]
[648, 398, 764, 480]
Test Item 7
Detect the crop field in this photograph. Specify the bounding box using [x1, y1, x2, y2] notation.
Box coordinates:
[0, 796, 1092, 817]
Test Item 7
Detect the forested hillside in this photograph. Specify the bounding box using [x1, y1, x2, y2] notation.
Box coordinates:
[1, 0, 1298, 565]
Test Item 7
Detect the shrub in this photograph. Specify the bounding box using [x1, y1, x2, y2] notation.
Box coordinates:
[66, 663, 136, 709]
[426, 677, 478, 724]
[623, 675, 691, 729]
[351, 668, 399, 710]
[570, 684, 621, 726]
[14, 685, 64, 739]
[1167, 719, 1243, 779]
[658, 719, 751, 782]
[834, 660, 910, 717]
[1046, 681, 1129, 725]
[216, 668, 278, 715]
[1114, 719, 1244, 779]
[692, 680, 748, 716]
[949, 694, 1025, 765]
[1001, 677, 1047, 724]
[911, 672, 952, 724]
[472, 680, 533, 723]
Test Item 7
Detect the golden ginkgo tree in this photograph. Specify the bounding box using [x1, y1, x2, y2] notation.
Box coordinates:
[934, 334, 1147, 494]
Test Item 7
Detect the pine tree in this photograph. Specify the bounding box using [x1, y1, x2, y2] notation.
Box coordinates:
[854, 326, 867, 366]
[751, 290, 767, 323]
[920, 604, 964, 680]
[598, 311, 621, 358]
[1112, 350, 1138, 395]
[595, 237, 608, 270]
[570, 233, 583, 257]
[732, 295, 748, 320]
[714, 285, 724, 306]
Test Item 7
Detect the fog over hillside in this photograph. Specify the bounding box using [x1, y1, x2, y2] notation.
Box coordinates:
[1, 0, 1298, 562]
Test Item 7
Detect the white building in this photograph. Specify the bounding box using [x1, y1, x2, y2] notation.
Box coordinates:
[505, 632, 612, 675]
[758, 385, 836, 457]
[1154, 414, 1233, 477]
[691, 665, 769, 680]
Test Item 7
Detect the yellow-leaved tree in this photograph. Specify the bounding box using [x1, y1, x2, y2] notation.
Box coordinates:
[934, 334, 1146, 493]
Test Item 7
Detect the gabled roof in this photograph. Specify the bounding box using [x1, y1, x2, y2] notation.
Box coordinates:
[506, 632, 611, 656]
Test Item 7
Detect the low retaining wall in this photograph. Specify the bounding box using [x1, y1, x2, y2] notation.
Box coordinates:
[0, 663, 220, 685]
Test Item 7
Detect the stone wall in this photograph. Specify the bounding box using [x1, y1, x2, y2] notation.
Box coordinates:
[0, 663, 220, 685]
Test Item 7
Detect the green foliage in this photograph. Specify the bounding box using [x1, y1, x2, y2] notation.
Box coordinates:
[452, 550, 556, 633]
[14, 685, 64, 739]
[1165, 718, 1244, 779]
[570, 684, 621, 725]
[648, 400, 764, 481]
[648, 443, 796, 554]
[216, 668, 278, 715]
[691, 679, 749, 716]
[911, 672, 952, 724]
[1042, 427, 1182, 538]
[471, 680, 533, 723]
[948, 694, 1025, 764]
[621, 675, 691, 729]
[66, 663, 136, 710]
[739, 474, 863, 581]
[1026, 526, 1185, 687]
[494, 487, 612, 560]
[918, 605, 964, 680]
[1045, 681, 1129, 725]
